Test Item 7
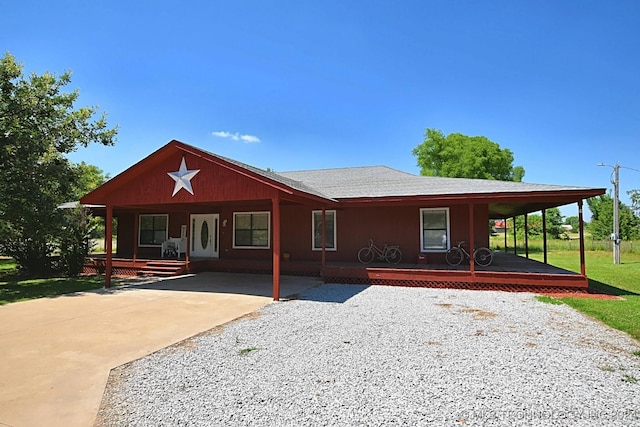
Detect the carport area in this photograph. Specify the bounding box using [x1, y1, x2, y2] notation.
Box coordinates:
[0, 273, 322, 427]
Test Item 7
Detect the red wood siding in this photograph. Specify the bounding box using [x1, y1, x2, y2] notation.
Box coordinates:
[115, 212, 135, 257]
[113, 203, 492, 264]
[96, 152, 279, 206]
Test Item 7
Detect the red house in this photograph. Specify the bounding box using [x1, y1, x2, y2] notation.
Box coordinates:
[80, 140, 604, 299]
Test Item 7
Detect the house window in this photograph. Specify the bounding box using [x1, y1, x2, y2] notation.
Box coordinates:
[233, 212, 270, 248]
[139, 214, 168, 246]
[420, 208, 450, 251]
[312, 210, 336, 251]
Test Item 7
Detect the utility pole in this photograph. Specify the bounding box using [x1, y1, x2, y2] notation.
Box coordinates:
[598, 163, 621, 264]
[612, 164, 620, 265]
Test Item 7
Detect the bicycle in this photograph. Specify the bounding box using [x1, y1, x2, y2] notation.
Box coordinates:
[445, 241, 494, 267]
[358, 238, 403, 264]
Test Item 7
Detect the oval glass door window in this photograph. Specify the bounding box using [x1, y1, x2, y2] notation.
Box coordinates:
[201, 221, 209, 250]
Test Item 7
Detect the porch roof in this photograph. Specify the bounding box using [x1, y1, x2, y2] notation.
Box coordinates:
[278, 165, 592, 198]
[278, 166, 605, 217]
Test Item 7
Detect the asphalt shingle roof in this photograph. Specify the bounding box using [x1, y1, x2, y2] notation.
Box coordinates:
[198, 148, 335, 201]
[276, 165, 592, 199]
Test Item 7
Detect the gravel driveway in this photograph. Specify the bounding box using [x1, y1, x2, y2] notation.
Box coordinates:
[96, 284, 640, 426]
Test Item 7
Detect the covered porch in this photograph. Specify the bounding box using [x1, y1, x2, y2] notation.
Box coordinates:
[84, 251, 588, 294]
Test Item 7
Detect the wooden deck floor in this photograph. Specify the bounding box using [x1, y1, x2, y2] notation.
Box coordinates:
[85, 252, 587, 292]
[350, 252, 575, 275]
[320, 252, 586, 292]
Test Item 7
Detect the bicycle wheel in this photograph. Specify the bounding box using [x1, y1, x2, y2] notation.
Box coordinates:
[358, 247, 375, 264]
[474, 247, 494, 267]
[445, 247, 464, 266]
[385, 247, 402, 264]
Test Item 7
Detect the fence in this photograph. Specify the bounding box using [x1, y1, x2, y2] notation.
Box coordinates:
[489, 236, 638, 254]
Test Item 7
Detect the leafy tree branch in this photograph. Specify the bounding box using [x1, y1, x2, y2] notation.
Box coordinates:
[0, 52, 117, 275]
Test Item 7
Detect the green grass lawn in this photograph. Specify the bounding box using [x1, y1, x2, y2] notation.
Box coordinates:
[528, 249, 640, 342]
[0, 258, 106, 305]
[0, 258, 17, 275]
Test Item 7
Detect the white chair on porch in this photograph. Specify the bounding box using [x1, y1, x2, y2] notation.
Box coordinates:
[161, 237, 186, 258]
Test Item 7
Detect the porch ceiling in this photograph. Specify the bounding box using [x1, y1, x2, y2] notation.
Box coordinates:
[488, 191, 601, 218]
[489, 201, 574, 218]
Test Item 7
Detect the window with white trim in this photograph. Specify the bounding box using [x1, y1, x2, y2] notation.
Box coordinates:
[139, 214, 168, 246]
[420, 208, 450, 251]
[312, 210, 336, 251]
[233, 212, 270, 248]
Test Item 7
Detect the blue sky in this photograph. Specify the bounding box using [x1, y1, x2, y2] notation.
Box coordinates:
[4, 1, 640, 218]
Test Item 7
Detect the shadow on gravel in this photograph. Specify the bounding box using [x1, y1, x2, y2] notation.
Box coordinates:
[296, 284, 370, 303]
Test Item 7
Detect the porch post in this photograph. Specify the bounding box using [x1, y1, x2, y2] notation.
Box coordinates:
[272, 194, 281, 301]
[524, 214, 529, 259]
[542, 209, 548, 264]
[133, 211, 138, 263]
[468, 203, 475, 274]
[321, 208, 326, 269]
[105, 204, 113, 288]
[513, 216, 517, 255]
[185, 211, 190, 266]
[578, 200, 586, 277]
[504, 219, 508, 251]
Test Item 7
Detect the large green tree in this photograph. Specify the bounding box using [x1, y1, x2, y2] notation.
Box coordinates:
[0, 52, 117, 274]
[587, 194, 640, 241]
[70, 161, 109, 200]
[413, 128, 525, 181]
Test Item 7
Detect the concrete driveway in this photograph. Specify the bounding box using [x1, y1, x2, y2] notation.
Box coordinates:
[0, 273, 322, 427]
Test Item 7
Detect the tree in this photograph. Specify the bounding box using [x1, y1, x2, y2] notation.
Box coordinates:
[543, 208, 564, 239]
[70, 161, 110, 200]
[587, 194, 640, 241]
[0, 52, 117, 275]
[412, 128, 525, 181]
[56, 206, 99, 276]
[564, 216, 580, 233]
[508, 208, 564, 240]
[629, 190, 640, 217]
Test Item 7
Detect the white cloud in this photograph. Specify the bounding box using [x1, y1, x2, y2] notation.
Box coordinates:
[240, 134, 260, 143]
[212, 131, 232, 138]
[212, 130, 261, 143]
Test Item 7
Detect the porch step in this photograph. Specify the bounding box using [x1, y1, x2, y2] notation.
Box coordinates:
[139, 261, 187, 277]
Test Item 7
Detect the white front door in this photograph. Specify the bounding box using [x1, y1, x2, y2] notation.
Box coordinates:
[190, 214, 219, 258]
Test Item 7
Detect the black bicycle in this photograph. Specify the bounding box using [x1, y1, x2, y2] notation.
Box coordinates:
[357, 238, 403, 264]
[445, 241, 494, 267]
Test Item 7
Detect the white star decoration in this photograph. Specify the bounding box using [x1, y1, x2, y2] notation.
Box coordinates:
[167, 157, 200, 196]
